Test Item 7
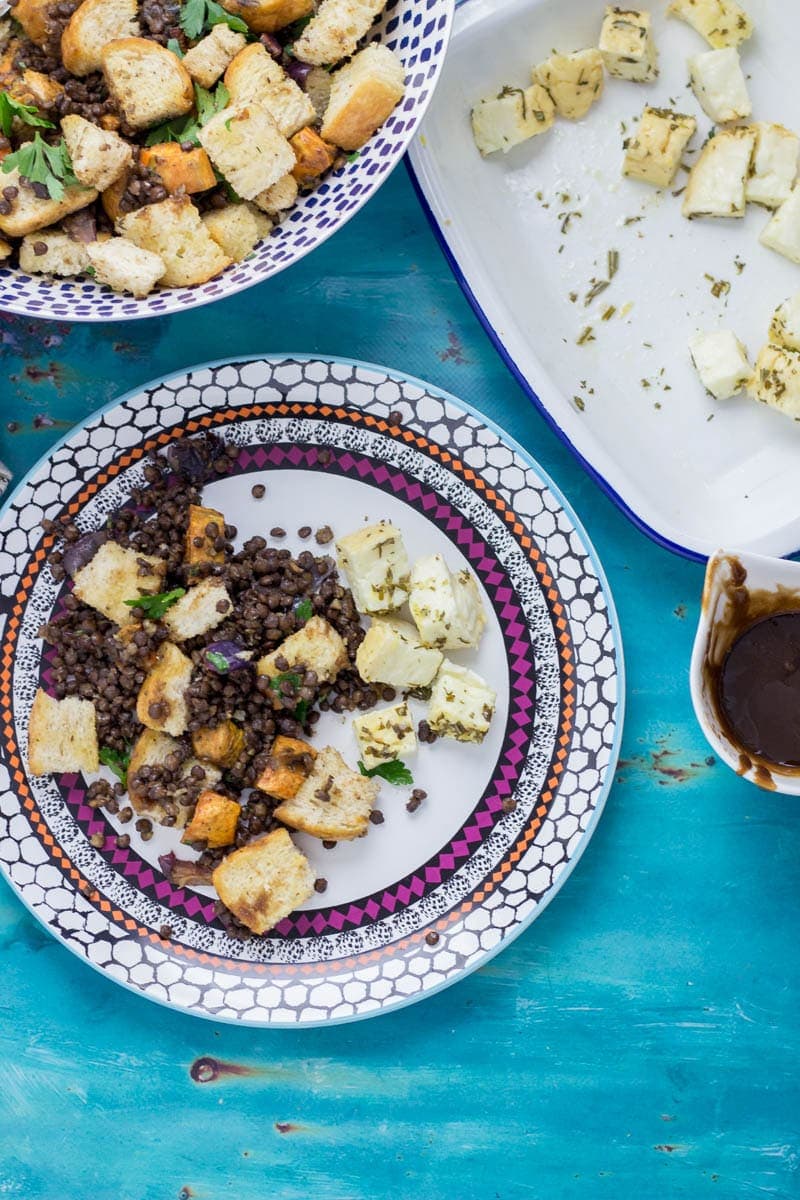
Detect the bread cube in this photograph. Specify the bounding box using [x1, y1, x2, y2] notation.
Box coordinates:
[623, 106, 696, 187]
[101, 38, 194, 131]
[212, 827, 315, 935]
[746, 124, 800, 210]
[353, 702, 416, 766]
[128, 728, 221, 823]
[747, 344, 800, 419]
[163, 579, 232, 641]
[259, 76, 316, 138]
[321, 43, 405, 151]
[256, 615, 348, 683]
[290, 127, 337, 184]
[19, 229, 89, 277]
[192, 720, 245, 768]
[253, 172, 298, 217]
[61, 114, 133, 191]
[688, 330, 751, 399]
[17, 68, 64, 110]
[139, 143, 217, 195]
[667, 0, 753, 48]
[0, 168, 97, 238]
[136, 641, 194, 737]
[254, 735, 317, 800]
[770, 295, 800, 353]
[28, 690, 98, 775]
[598, 7, 658, 82]
[224, 42, 284, 102]
[117, 197, 231, 287]
[531, 48, 604, 120]
[306, 66, 333, 122]
[408, 555, 486, 650]
[14, 0, 64, 46]
[219, 0, 314, 33]
[185, 503, 227, 569]
[682, 127, 755, 219]
[62, 0, 139, 75]
[0, 239, 12, 260]
[198, 100, 296, 200]
[471, 82, 555, 156]
[428, 661, 496, 744]
[336, 521, 410, 614]
[293, 0, 386, 67]
[182, 790, 241, 848]
[689, 48, 750, 123]
[202, 202, 272, 261]
[85, 236, 166, 298]
[355, 616, 443, 688]
[72, 540, 167, 627]
[182, 24, 247, 88]
[760, 185, 800, 264]
[274, 745, 379, 840]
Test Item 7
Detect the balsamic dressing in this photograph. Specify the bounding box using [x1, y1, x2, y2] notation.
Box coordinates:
[718, 612, 800, 767]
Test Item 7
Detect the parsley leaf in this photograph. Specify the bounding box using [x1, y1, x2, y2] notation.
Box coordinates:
[180, 0, 248, 40]
[124, 587, 186, 619]
[0, 91, 54, 138]
[167, 37, 184, 57]
[358, 759, 414, 786]
[293, 698, 309, 724]
[99, 745, 131, 788]
[205, 649, 230, 673]
[145, 80, 229, 147]
[269, 670, 302, 695]
[295, 598, 313, 623]
[345, 151, 360, 162]
[1, 134, 77, 200]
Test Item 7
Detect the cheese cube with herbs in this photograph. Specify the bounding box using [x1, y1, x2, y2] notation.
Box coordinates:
[747, 344, 800, 419]
[353, 702, 417, 766]
[409, 555, 487, 650]
[746, 124, 800, 211]
[531, 49, 604, 120]
[689, 330, 751, 400]
[623, 106, 696, 187]
[335, 521, 410, 614]
[598, 7, 658, 83]
[355, 617, 443, 688]
[471, 84, 555, 156]
[428, 662, 496, 744]
[667, 0, 753, 49]
[770, 295, 800, 353]
[760, 185, 800, 264]
[682, 127, 756, 219]
[688, 48, 751, 123]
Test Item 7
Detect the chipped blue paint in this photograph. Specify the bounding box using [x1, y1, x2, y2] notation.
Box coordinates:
[1, 170, 798, 1200]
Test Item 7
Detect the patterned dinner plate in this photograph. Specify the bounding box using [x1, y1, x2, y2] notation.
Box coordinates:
[0, 356, 623, 1025]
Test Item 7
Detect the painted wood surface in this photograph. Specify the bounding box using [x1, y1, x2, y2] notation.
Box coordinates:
[1, 168, 798, 1200]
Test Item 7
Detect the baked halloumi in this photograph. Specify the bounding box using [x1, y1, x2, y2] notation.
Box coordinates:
[598, 7, 658, 83]
[623, 106, 696, 187]
[760, 185, 800, 264]
[428, 661, 496, 744]
[353, 702, 417, 765]
[770, 294, 800, 353]
[408, 555, 486, 650]
[471, 84, 555, 156]
[355, 617, 443, 688]
[682, 127, 755, 219]
[747, 344, 800, 419]
[688, 48, 751, 123]
[531, 48, 604, 120]
[688, 330, 751, 400]
[336, 521, 410, 614]
[746, 124, 799, 210]
[667, 0, 753, 49]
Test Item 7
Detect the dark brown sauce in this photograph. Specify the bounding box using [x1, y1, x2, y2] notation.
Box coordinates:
[718, 612, 800, 767]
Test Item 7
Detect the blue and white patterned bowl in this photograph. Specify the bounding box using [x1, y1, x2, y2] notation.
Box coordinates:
[0, 0, 453, 323]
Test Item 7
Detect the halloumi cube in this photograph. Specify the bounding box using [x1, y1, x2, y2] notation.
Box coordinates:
[408, 555, 486, 650]
[353, 702, 417, 766]
[746, 124, 800, 210]
[471, 83, 555, 156]
[667, 0, 753, 49]
[428, 661, 496, 744]
[336, 521, 410, 614]
[197, 100, 296, 201]
[770, 295, 800, 353]
[623, 106, 696, 187]
[598, 7, 658, 83]
[747, 344, 800, 419]
[688, 48, 751, 123]
[760, 185, 800, 264]
[532, 48, 604, 120]
[682, 126, 755, 218]
[688, 330, 751, 399]
[355, 616, 443, 688]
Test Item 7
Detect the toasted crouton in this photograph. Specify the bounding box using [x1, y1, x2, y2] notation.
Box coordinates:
[62, 0, 139, 76]
[293, 0, 386, 67]
[202, 203, 272, 261]
[321, 43, 405, 150]
[117, 196, 231, 287]
[182, 24, 247, 89]
[101, 170, 130, 223]
[136, 641, 194, 737]
[192, 720, 245, 768]
[0, 169, 97, 238]
[127, 728, 221, 824]
[101, 37, 194, 131]
[274, 745, 379, 840]
[290, 127, 337, 184]
[162, 579, 232, 641]
[0, 238, 12, 260]
[17, 68, 64, 110]
[14, 0, 63, 46]
[182, 790, 241, 848]
[185, 503, 227, 569]
[139, 143, 217, 194]
[224, 42, 284, 101]
[85, 237, 166, 298]
[198, 99, 296, 200]
[19, 229, 89, 277]
[305, 66, 332, 121]
[219, 0, 314, 33]
[258, 76, 316, 138]
[212, 827, 315, 934]
[256, 615, 348, 683]
[255, 735, 317, 799]
[61, 114, 133, 191]
[253, 172, 298, 217]
[72, 540, 167, 626]
[28, 690, 99, 775]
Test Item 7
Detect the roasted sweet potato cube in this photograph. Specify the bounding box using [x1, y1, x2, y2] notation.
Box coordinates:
[185, 503, 227, 569]
[182, 790, 241, 848]
[290, 127, 337, 185]
[192, 720, 245, 768]
[102, 171, 130, 222]
[255, 735, 317, 800]
[140, 143, 217, 195]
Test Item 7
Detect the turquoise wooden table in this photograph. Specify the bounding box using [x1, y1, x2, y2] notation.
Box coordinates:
[1, 167, 799, 1200]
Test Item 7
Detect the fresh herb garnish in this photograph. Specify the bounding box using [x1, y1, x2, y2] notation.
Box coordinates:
[179, 0, 248, 40]
[167, 37, 184, 57]
[269, 670, 302, 695]
[345, 151, 360, 162]
[358, 759, 414, 786]
[205, 649, 230, 673]
[295, 598, 313, 623]
[124, 587, 186, 619]
[145, 80, 229, 146]
[294, 698, 310, 724]
[99, 745, 131, 787]
[0, 91, 54, 138]
[1, 133, 77, 200]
